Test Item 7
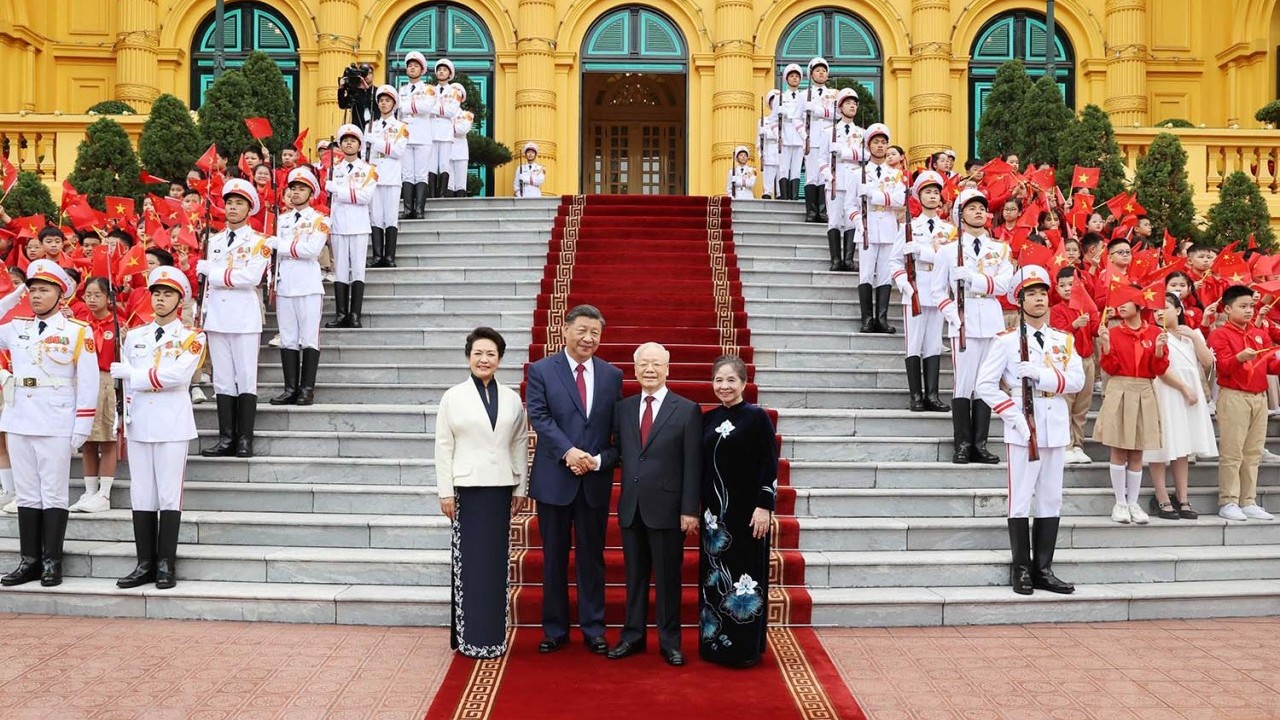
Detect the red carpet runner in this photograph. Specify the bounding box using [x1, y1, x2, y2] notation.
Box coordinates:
[426, 195, 865, 720]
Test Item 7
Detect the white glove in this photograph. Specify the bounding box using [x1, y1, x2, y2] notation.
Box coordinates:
[196, 259, 211, 276]
[109, 362, 132, 381]
[901, 241, 920, 257]
[894, 275, 913, 297]
[71, 433, 88, 451]
[1007, 414, 1032, 444]
[952, 266, 974, 284]
[1015, 362, 1042, 381]
[942, 303, 961, 328]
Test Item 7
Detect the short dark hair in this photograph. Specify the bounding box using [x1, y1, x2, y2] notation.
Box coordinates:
[1186, 243, 1214, 256]
[1165, 292, 1186, 325]
[1056, 266, 1077, 281]
[564, 304, 605, 327]
[63, 267, 82, 286]
[1107, 238, 1131, 253]
[1081, 232, 1104, 253]
[107, 228, 134, 246]
[890, 145, 906, 158]
[1165, 271, 1192, 287]
[1221, 284, 1254, 307]
[169, 181, 185, 191]
[465, 326, 506, 358]
[711, 354, 748, 383]
[84, 276, 112, 297]
[964, 158, 981, 173]
[184, 188, 201, 200]
[145, 247, 175, 267]
[37, 227, 63, 243]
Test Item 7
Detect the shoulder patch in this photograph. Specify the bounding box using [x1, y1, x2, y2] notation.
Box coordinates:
[83, 337, 96, 354]
[66, 318, 89, 328]
[997, 327, 1017, 336]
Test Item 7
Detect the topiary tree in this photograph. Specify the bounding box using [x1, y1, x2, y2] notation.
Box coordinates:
[1056, 104, 1128, 200]
[86, 100, 136, 115]
[198, 68, 255, 157]
[66, 118, 143, 211]
[976, 60, 1034, 161]
[828, 78, 881, 127]
[240, 51, 297, 156]
[1255, 100, 1280, 127]
[1206, 171, 1276, 250]
[139, 93, 202, 190]
[1157, 118, 1195, 129]
[1132, 132, 1196, 241]
[1018, 75, 1073, 167]
[1, 171, 58, 221]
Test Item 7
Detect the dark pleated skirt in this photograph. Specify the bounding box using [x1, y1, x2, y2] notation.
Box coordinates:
[450, 485, 513, 659]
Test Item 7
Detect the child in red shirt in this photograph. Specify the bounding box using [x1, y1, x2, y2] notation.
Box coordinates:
[1049, 267, 1099, 465]
[1093, 287, 1169, 525]
[70, 277, 121, 514]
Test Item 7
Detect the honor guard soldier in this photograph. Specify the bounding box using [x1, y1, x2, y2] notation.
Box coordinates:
[725, 146, 757, 200]
[197, 178, 273, 459]
[426, 58, 462, 199]
[890, 170, 954, 412]
[976, 265, 1082, 596]
[931, 188, 1015, 465]
[845, 123, 905, 334]
[325, 124, 378, 329]
[0, 260, 97, 587]
[774, 64, 805, 200]
[758, 90, 781, 199]
[820, 87, 863, 272]
[448, 82, 474, 198]
[514, 143, 547, 198]
[365, 84, 408, 268]
[803, 57, 835, 223]
[112, 266, 206, 590]
[270, 167, 329, 406]
[398, 51, 432, 218]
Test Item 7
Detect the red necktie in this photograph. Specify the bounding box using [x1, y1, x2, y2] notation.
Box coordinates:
[575, 363, 588, 412]
[640, 395, 655, 446]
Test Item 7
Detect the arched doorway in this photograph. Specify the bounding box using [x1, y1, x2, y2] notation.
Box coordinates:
[774, 9, 883, 104]
[968, 11, 1073, 156]
[580, 7, 687, 194]
[387, 3, 496, 194]
[190, 1, 300, 112]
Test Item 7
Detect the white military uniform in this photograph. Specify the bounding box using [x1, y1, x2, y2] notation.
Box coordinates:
[891, 212, 953, 358]
[774, 66, 806, 182]
[819, 102, 865, 232]
[0, 267, 97, 510]
[272, 203, 329, 350]
[514, 143, 546, 197]
[725, 147, 757, 200]
[398, 51, 432, 183]
[758, 90, 781, 198]
[199, 187, 273, 397]
[978, 315, 1084, 518]
[449, 84, 474, 195]
[802, 59, 835, 196]
[846, 157, 906, 285]
[427, 60, 461, 175]
[328, 140, 377, 284]
[932, 223, 1015, 398]
[365, 89, 409, 230]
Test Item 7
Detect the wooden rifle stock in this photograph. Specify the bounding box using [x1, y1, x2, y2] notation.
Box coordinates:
[860, 133, 869, 250]
[829, 116, 838, 200]
[956, 237, 967, 352]
[905, 206, 921, 317]
[1019, 309, 1040, 461]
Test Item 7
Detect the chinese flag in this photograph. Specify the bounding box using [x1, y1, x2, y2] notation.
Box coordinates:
[1071, 166, 1099, 189]
[907, 196, 923, 217]
[1027, 167, 1056, 192]
[105, 196, 136, 221]
[148, 193, 183, 226]
[0, 265, 12, 295]
[1213, 241, 1243, 273]
[1139, 257, 1187, 286]
[941, 173, 963, 205]
[115, 241, 147, 279]
[1130, 247, 1158, 280]
[140, 170, 168, 186]
[1139, 279, 1167, 310]
[146, 219, 171, 249]
[980, 157, 1015, 179]
[293, 128, 309, 153]
[1, 155, 16, 195]
[1248, 233, 1259, 251]
[176, 225, 200, 251]
[1162, 230, 1179, 263]
[89, 245, 110, 280]
[245, 117, 273, 141]
[195, 144, 219, 173]
[1069, 281, 1099, 315]
[1217, 261, 1253, 287]
[66, 202, 106, 232]
[125, 290, 154, 328]
[14, 214, 46, 239]
[61, 180, 82, 211]
[1017, 241, 1056, 271]
[237, 154, 254, 180]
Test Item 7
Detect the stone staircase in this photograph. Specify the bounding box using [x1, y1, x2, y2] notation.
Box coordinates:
[735, 199, 1280, 626]
[0, 197, 558, 624]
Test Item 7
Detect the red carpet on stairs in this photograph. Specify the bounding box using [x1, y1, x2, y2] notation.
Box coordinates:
[426, 195, 865, 720]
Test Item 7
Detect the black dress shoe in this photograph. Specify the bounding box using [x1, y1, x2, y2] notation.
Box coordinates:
[606, 640, 646, 660]
[538, 636, 568, 654]
[661, 648, 685, 666]
[1011, 564, 1034, 595]
[584, 635, 608, 655]
[1032, 570, 1075, 594]
[951, 442, 973, 464]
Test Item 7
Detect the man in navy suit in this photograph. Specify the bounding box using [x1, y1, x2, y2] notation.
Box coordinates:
[526, 304, 623, 654]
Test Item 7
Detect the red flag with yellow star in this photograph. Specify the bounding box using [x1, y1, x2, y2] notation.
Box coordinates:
[105, 196, 136, 222]
[1, 155, 17, 195]
[13, 214, 46, 239]
[1071, 166, 1099, 189]
[115, 241, 147, 280]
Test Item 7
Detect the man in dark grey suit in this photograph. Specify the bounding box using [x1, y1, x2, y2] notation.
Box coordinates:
[600, 342, 701, 666]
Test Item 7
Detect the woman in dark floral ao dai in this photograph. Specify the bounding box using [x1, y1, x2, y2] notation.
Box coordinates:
[699, 354, 778, 668]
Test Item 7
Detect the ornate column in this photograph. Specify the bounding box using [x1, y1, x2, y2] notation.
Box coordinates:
[114, 0, 160, 109]
[317, 0, 359, 131]
[1104, 0, 1149, 126]
[515, 0, 558, 188]
[23, 46, 36, 112]
[908, 0, 951, 165]
[711, 0, 754, 188]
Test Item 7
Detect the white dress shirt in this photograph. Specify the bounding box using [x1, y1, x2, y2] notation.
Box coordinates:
[638, 385, 669, 427]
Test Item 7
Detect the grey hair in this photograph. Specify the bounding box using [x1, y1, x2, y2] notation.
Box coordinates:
[564, 304, 606, 327]
[633, 342, 670, 362]
[711, 354, 747, 382]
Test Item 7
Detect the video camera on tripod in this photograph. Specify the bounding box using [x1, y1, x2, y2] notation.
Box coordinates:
[337, 63, 375, 129]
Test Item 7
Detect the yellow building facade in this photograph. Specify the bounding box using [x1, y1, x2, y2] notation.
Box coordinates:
[2, 0, 1280, 199]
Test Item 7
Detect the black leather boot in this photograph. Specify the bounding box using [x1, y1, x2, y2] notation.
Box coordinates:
[858, 284, 875, 333]
[906, 356, 925, 412]
[369, 227, 385, 268]
[400, 182, 414, 219]
[438, 172, 451, 199]
[790, 179, 801, 203]
[39, 508, 68, 587]
[270, 348, 301, 405]
[874, 285, 896, 334]
[1, 507, 43, 586]
[815, 186, 828, 223]
[1032, 517, 1075, 594]
[325, 282, 350, 328]
[922, 355, 950, 412]
[349, 280, 365, 329]
[951, 397, 972, 464]
[383, 226, 398, 268]
[777, 178, 789, 200]
[426, 173, 439, 199]
[155, 510, 181, 590]
[804, 186, 818, 222]
[235, 394, 257, 458]
[840, 230, 856, 272]
[826, 229, 842, 271]
[969, 400, 1000, 464]
[117, 511, 158, 588]
[201, 394, 238, 457]
[296, 348, 320, 406]
[414, 182, 429, 217]
[1007, 517, 1034, 595]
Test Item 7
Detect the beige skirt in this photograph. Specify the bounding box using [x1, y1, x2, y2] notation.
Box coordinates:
[1092, 376, 1162, 451]
[88, 371, 116, 442]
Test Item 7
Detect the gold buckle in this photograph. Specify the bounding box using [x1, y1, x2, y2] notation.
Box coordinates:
[20, 378, 36, 388]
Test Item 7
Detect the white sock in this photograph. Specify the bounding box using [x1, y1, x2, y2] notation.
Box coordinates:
[0, 468, 12, 495]
[1109, 465, 1127, 505]
[97, 476, 114, 497]
[1126, 470, 1143, 506]
[82, 476, 99, 496]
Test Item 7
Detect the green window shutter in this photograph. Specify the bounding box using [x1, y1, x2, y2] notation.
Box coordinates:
[448, 9, 491, 53]
[255, 13, 295, 51]
[640, 11, 682, 56]
[399, 10, 436, 53]
[780, 14, 821, 58]
[199, 9, 241, 53]
[834, 16, 875, 59]
[975, 19, 1013, 60]
[587, 13, 629, 56]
